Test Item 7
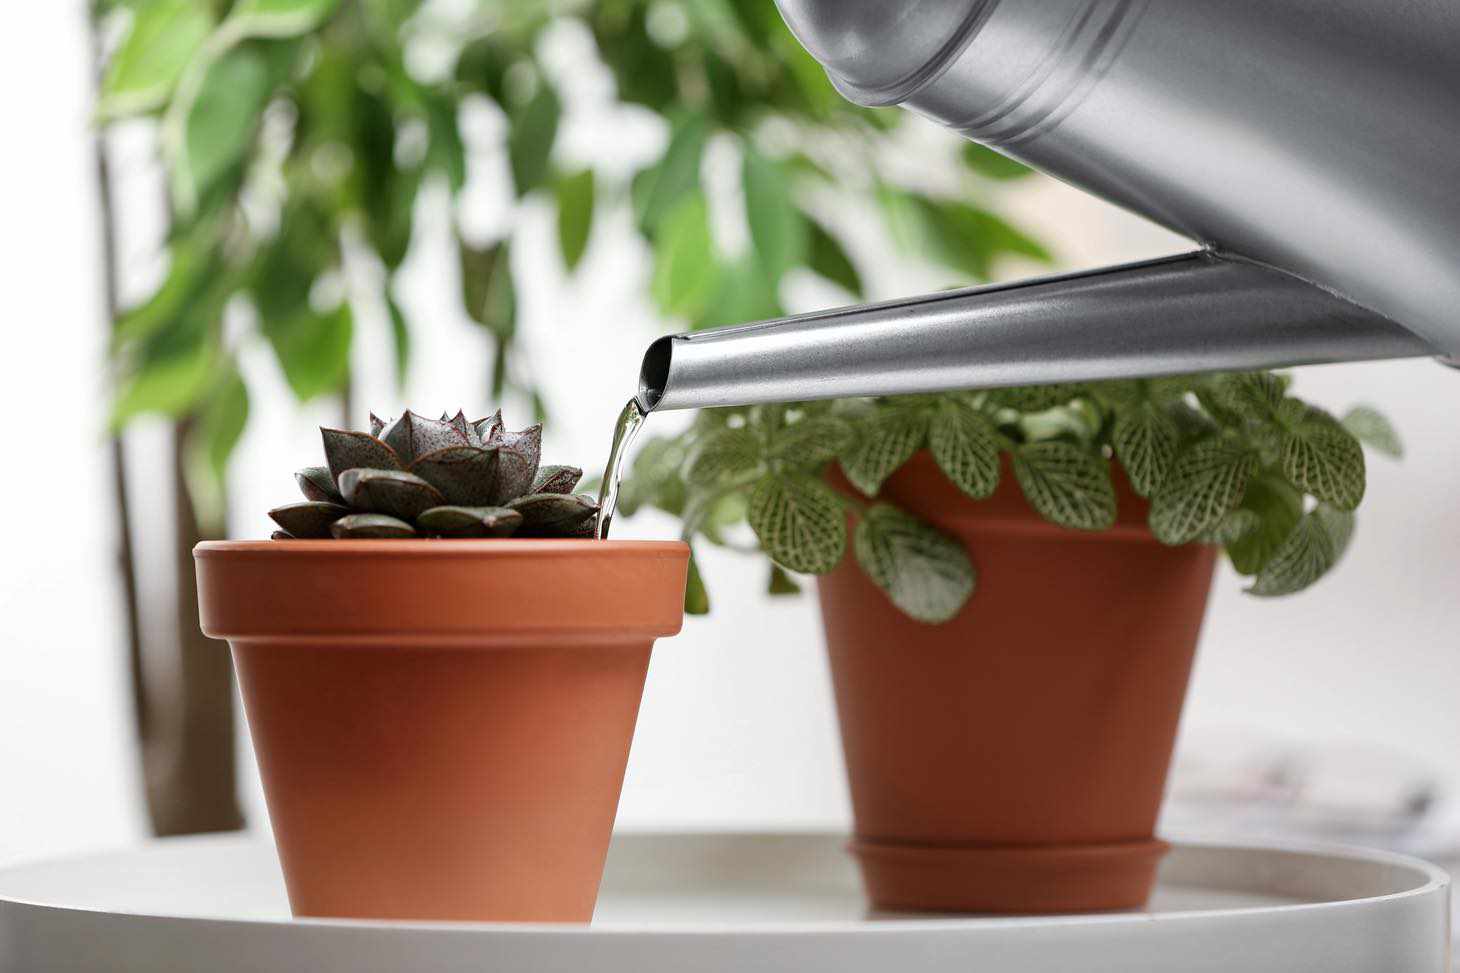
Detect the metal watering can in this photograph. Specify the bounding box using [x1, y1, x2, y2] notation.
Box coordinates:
[636, 0, 1459, 412]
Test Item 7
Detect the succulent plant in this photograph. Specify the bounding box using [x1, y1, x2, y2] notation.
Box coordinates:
[269, 410, 600, 540]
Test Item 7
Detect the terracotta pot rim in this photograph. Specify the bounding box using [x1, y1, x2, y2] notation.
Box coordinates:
[196, 539, 687, 559]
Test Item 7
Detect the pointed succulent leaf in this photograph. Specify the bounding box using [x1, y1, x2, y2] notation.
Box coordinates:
[928, 399, 1000, 500]
[321, 428, 402, 482]
[531, 465, 582, 494]
[295, 465, 343, 504]
[1112, 403, 1179, 497]
[269, 500, 349, 538]
[1247, 504, 1355, 597]
[330, 513, 417, 539]
[768, 416, 855, 470]
[854, 503, 975, 623]
[473, 410, 504, 444]
[1278, 404, 1366, 509]
[688, 427, 761, 486]
[1340, 405, 1403, 459]
[839, 407, 930, 496]
[416, 505, 522, 538]
[440, 409, 478, 445]
[270, 530, 294, 541]
[508, 492, 599, 536]
[1011, 441, 1117, 531]
[1148, 439, 1257, 544]
[492, 424, 542, 503]
[747, 474, 846, 574]
[380, 410, 471, 465]
[410, 445, 500, 506]
[338, 468, 446, 521]
[369, 413, 387, 437]
[1224, 476, 1303, 575]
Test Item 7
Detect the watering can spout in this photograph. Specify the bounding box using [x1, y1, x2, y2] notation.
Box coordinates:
[635, 0, 1460, 411]
[637, 252, 1430, 412]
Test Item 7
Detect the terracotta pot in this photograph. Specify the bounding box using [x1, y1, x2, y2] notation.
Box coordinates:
[817, 452, 1216, 914]
[195, 539, 687, 922]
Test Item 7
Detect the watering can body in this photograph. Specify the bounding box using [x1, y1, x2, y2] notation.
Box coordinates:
[639, 0, 1458, 411]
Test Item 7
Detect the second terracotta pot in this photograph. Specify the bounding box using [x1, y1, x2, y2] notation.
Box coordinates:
[196, 539, 687, 922]
[818, 453, 1216, 914]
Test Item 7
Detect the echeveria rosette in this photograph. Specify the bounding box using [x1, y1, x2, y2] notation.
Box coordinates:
[269, 409, 599, 540]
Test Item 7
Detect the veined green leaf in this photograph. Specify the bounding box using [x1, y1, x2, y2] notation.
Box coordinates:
[1278, 402, 1366, 509]
[960, 142, 1034, 180]
[1224, 475, 1303, 575]
[769, 416, 855, 470]
[748, 474, 846, 574]
[804, 216, 862, 297]
[1149, 439, 1256, 544]
[928, 399, 1000, 499]
[854, 504, 974, 623]
[1012, 441, 1116, 531]
[687, 426, 762, 486]
[1112, 403, 1179, 497]
[651, 193, 721, 319]
[634, 113, 708, 235]
[223, 0, 341, 38]
[1211, 371, 1284, 421]
[507, 82, 561, 197]
[100, 0, 213, 118]
[1341, 405, 1403, 459]
[1248, 504, 1355, 596]
[986, 384, 1083, 412]
[554, 169, 595, 272]
[742, 145, 806, 282]
[839, 406, 930, 496]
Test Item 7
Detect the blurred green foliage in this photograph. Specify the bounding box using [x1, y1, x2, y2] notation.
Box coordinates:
[99, 0, 1046, 495]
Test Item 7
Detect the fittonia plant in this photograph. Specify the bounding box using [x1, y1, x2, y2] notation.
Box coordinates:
[270, 410, 598, 539]
[619, 372, 1402, 623]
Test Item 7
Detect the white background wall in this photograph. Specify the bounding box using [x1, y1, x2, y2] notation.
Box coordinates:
[2, 4, 1458, 866]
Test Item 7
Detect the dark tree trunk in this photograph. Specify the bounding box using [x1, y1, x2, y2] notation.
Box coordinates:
[92, 4, 243, 837]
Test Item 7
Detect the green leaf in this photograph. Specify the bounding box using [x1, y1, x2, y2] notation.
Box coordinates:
[748, 474, 847, 574]
[223, 0, 340, 37]
[804, 216, 862, 297]
[618, 435, 689, 517]
[986, 384, 1083, 412]
[111, 337, 216, 428]
[507, 82, 560, 197]
[1112, 403, 1179, 497]
[767, 564, 801, 596]
[1279, 403, 1366, 509]
[100, 0, 213, 118]
[687, 427, 762, 486]
[265, 303, 353, 401]
[960, 142, 1034, 180]
[1248, 504, 1355, 597]
[422, 90, 466, 193]
[634, 113, 708, 235]
[651, 193, 721, 319]
[1012, 441, 1117, 531]
[839, 406, 930, 496]
[1211, 372, 1284, 422]
[1341, 405, 1403, 459]
[459, 240, 516, 338]
[769, 416, 855, 470]
[171, 45, 275, 212]
[1148, 439, 1257, 544]
[1224, 476, 1303, 575]
[684, 548, 711, 615]
[384, 287, 410, 388]
[742, 145, 807, 282]
[693, 255, 782, 329]
[198, 368, 249, 479]
[554, 169, 595, 271]
[925, 200, 1052, 279]
[928, 399, 1001, 499]
[854, 504, 975, 623]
